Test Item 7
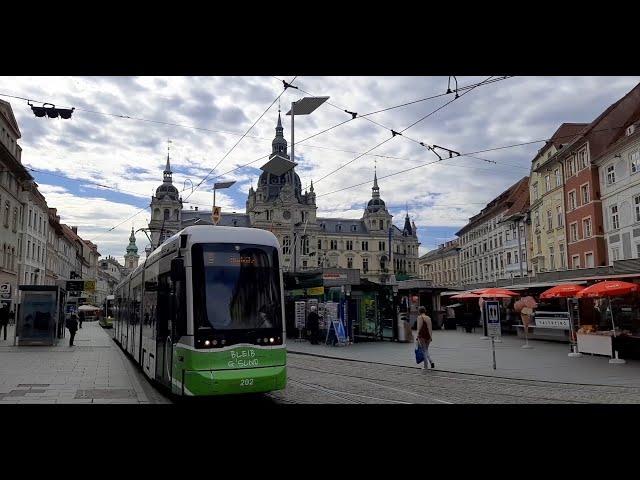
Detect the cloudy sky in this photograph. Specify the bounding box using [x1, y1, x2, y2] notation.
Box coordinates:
[1, 76, 638, 263]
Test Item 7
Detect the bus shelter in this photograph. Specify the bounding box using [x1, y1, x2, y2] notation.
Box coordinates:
[15, 286, 66, 346]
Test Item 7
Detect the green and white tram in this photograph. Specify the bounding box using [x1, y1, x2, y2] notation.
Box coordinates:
[113, 225, 287, 396]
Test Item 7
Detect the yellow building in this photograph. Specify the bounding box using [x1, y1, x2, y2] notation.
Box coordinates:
[529, 123, 586, 273]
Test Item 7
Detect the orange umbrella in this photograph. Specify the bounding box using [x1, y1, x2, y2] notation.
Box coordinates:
[476, 292, 514, 299]
[540, 284, 585, 299]
[473, 287, 519, 297]
[576, 280, 639, 298]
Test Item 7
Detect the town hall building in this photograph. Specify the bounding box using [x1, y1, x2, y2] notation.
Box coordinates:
[146, 112, 420, 283]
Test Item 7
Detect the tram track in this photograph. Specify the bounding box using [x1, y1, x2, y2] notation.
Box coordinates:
[287, 378, 413, 404]
[286, 363, 608, 404]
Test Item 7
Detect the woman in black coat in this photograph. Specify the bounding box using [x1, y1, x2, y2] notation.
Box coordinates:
[66, 314, 79, 346]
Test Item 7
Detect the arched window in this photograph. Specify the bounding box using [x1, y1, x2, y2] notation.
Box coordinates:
[164, 209, 170, 220]
[174, 209, 179, 220]
[379, 219, 384, 230]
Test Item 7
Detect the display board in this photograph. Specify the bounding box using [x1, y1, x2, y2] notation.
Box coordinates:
[486, 300, 501, 338]
[295, 301, 306, 329]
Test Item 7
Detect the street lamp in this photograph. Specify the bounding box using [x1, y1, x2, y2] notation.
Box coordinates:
[212, 181, 236, 225]
[285, 96, 329, 171]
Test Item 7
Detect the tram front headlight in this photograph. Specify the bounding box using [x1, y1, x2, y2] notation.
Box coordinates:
[212, 340, 218, 346]
[204, 340, 211, 347]
[269, 337, 275, 343]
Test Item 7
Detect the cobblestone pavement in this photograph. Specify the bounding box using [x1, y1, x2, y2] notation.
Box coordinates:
[0, 322, 169, 404]
[265, 353, 640, 404]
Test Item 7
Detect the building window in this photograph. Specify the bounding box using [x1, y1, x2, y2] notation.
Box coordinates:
[583, 218, 592, 238]
[533, 183, 538, 201]
[636, 244, 640, 258]
[555, 168, 561, 187]
[346, 240, 353, 251]
[282, 236, 291, 255]
[631, 150, 640, 175]
[547, 210, 553, 231]
[534, 210, 540, 227]
[570, 223, 578, 242]
[545, 174, 551, 192]
[611, 205, 620, 230]
[3, 202, 9, 227]
[317, 239, 322, 250]
[572, 255, 580, 269]
[351, 225, 357, 232]
[336, 224, 342, 232]
[568, 191, 577, 211]
[606, 165, 616, 185]
[379, 219, 384, 230]
[559, 243, 565, 268]
[557, 206, 564, 227]
[635, 195, 640, 223]
[585, 252, 594, 268]
[578, 148, 589, 169]
[378, 241, 385, 251]
[302, 237, 309, 255]
[580, 184, 590, 205]
[536, 235, 541, 254]
[506, 252, 511, 264]
[549, 246, 555, 270]
[567, 158, 574, 177]
[164, 209, 170, 220]
[611, 248, 620, 262]
[362, 258, 368, 273]
[347, 257, 353, 269]
[330, 240, 337, 250]
[301, 211, 307, 223]
[29, 209, 32, 227]
[362, 241, 368, 251]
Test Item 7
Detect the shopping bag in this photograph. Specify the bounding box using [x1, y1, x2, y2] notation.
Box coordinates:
[414, 344, 424, 364]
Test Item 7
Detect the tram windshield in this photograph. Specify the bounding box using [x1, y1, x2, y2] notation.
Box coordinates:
[192, 243, 282, 331]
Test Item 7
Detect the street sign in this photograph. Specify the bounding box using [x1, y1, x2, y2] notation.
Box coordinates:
[84, 280, 96, 292]
[486, 301, 501, 338]
[66, 280, 84, 292]
[0, 283, 11, 299]
[212, 206, 222, 225]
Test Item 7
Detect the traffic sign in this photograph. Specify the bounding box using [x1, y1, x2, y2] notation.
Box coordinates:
[212, 206, 222, 225]
[486, 300, 501, 338]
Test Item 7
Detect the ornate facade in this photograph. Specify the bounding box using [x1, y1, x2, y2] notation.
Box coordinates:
[179, 112, 421, 283]
[149, 152, 183, 248]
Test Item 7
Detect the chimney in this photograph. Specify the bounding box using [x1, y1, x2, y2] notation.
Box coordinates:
[195, 206, 198, 211]
[71, 226, 78, 234]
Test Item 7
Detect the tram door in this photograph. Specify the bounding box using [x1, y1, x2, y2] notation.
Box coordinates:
[155, 270, 173, 390]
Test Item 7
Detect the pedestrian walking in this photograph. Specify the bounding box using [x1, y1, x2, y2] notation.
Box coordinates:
[78, 310, 85, 329]
[307, 306, 320, 345]
[66, 314, 79, 346]
[0, 303, 9, 341]
[416, 306, 434, 370]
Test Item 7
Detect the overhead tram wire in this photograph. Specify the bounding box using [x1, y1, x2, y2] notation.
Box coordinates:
[182, 76, 298, 202]
[293, 76, 505, 188]
[0, 80, 504, 162]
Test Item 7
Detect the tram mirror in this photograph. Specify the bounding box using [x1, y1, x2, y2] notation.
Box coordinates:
[171, 257, 186, 282]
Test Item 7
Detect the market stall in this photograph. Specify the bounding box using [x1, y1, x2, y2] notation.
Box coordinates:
[575, 280, 640, 363]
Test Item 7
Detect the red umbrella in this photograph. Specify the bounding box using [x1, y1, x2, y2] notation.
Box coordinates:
[473, 287, 519, 297]
[576, 280, 639, 298]
[540, 284, 585, 299]
[450, 292, 481, 299]
[476, 292, 514, 299]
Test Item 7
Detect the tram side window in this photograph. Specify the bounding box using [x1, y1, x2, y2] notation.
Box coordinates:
[174, 276, 187, 339]
[156, 272, 171, 338]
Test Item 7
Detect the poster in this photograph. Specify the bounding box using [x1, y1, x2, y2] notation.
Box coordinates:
[295, 301, 306, 329]
[486, 300, 501, 338]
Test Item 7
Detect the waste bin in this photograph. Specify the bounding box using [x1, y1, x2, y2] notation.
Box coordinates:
[397, 315, 413, 342]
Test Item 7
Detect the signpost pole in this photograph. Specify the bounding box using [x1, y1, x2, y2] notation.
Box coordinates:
[491, 337, 496, 370]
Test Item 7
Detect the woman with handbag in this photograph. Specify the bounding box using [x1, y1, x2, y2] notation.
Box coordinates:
[416, 306, 435, 370]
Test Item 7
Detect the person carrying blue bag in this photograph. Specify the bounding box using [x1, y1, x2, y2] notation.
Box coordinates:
[414, 306, 435, 370]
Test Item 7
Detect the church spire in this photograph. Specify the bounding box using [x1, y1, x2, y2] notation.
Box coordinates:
[126, 227, 139, 255]
[163, 140, 173, 183]
[372, 165, 380, 199]
[271, 110, 288, 157]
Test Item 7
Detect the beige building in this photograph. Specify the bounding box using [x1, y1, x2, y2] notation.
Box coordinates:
[0, 99, 30, 309]
[418, 239, 460, 287]
[529, 123, 586, 273]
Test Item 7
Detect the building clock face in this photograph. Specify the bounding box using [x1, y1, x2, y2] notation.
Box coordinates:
[282, 210, 291, 220]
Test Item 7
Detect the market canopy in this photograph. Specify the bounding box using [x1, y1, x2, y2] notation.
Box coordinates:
[540, 284, 585, 299]
[576, 280, 639, 299]
[450, 292, 481, 299]
[78, 305, 101, 311]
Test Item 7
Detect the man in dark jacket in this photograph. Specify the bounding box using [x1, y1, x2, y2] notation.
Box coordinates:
[307, 306, 320, 345]
[66, 314, 79, 346]
[0, 303, 9, 341]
